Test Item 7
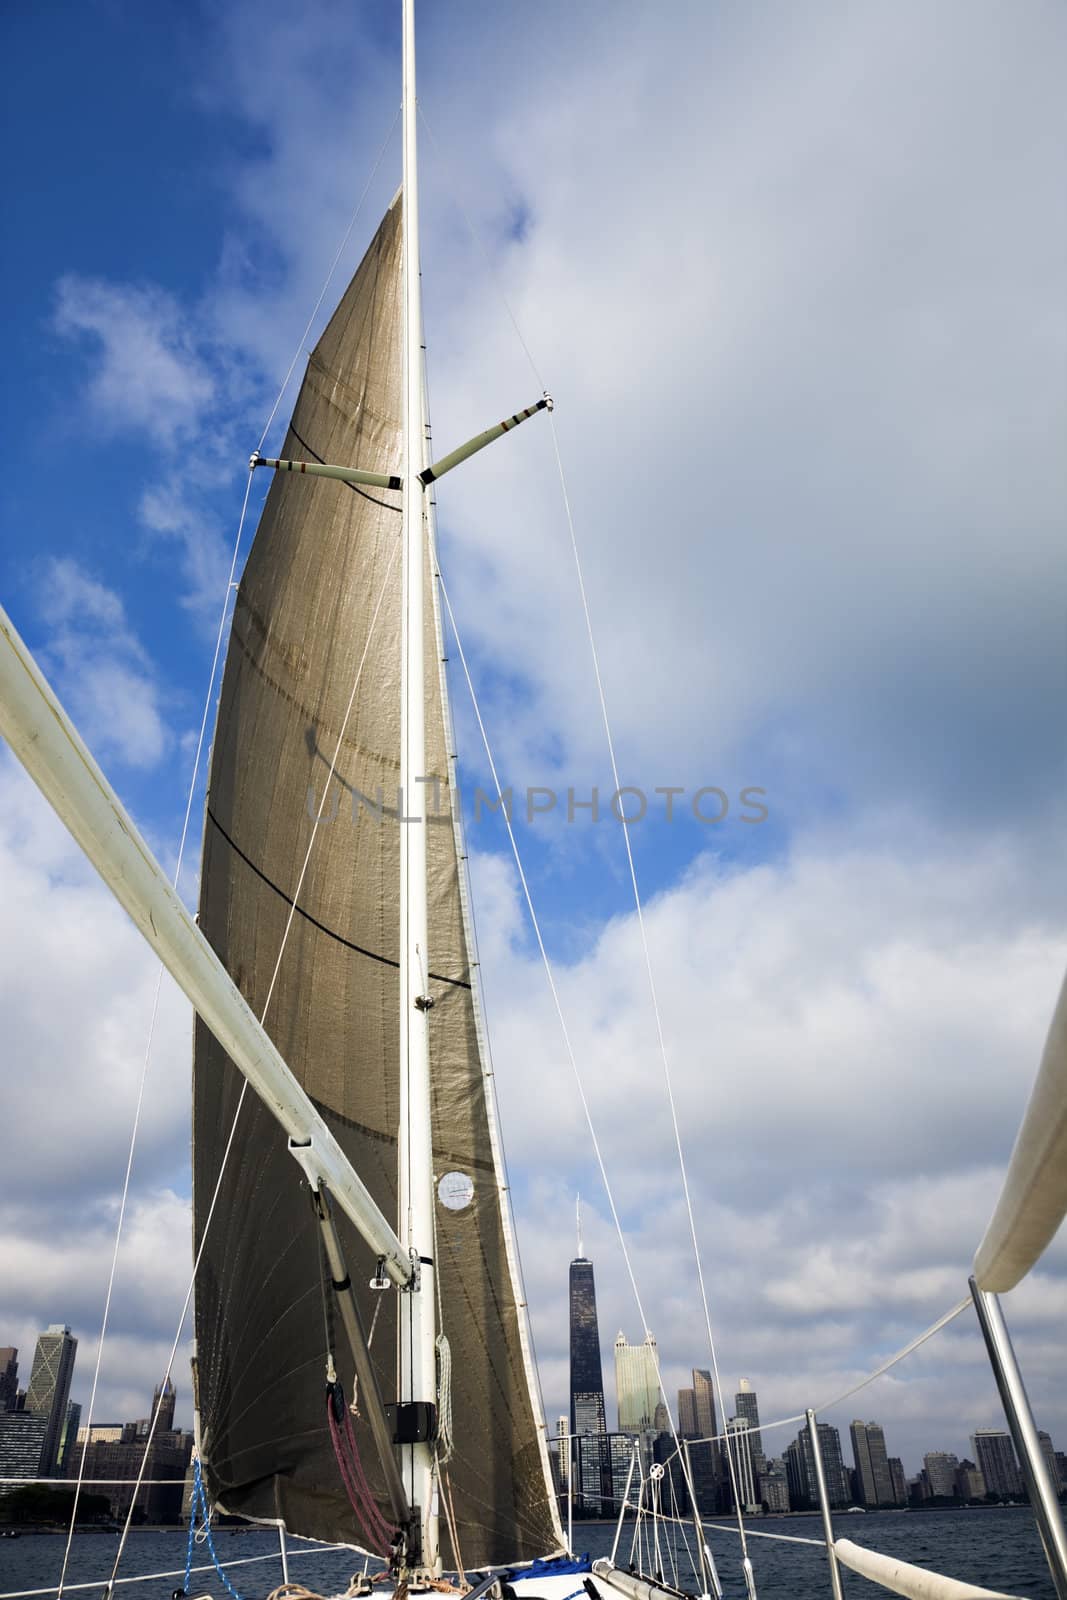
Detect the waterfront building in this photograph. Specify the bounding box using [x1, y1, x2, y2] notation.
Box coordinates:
[569, 1255, 607, 1441]
[76, 1422, 124, 1445]
[849, 1420, 895, 1508]
[692, 1369, 717, 1442]
[1037, 1431, 1060, 1492]
[614, 1331, 660, 1434]
[572, 1432, 634, 1519]
[923, 1452, 959, 1500]
[58, 1401, 82, 1473]
[955, 1458, 986, 1501]
[677, 1387, 697, 1437]
[152, 1378, 176, 1433]
[726, 1417, 759, 1512]
[0, 1412, 48, 1489]
[734, 1380, 766, 1475]
[888, 1456, 909, 1507]
[972, 1430, 1023, 1500]
[556, 1415, 569, 1486]
[0, 1349, 18, 1412]
[25, 1324, 77, 1476]
[759, 1458, 790, 1513]
[78, 1429, 192, 1523]
[785, 1423, 850, 1510]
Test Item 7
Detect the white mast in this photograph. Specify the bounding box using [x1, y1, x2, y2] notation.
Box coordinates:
[398, 0, 438, 1570]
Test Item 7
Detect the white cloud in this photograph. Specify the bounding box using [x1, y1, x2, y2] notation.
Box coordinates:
[37, 557, 170, 770]
[467, 825, 1067, 1464]
[54, 276, 215, 447]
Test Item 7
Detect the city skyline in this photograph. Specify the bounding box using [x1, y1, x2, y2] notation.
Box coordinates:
[3, 1308, 1062, 1542]
[0, 1326, 193, 1526]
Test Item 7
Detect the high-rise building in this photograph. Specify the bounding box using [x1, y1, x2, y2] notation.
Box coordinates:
[923, 1452, 959, 1499]
[153, 1378, 176, 1433]
[785, 1423, 850, 1510]
[677, 1387, 697, 1437]
[569, 1226, 607, 1516]
[1037, 1432, 1060, 1492]
[0, 1412, 49, 1488]
[955, 1459, 986, 1501]
[726, 1417, 759, 1512]
[25, 1324, 77, 1476]
[971, 1431, 1023, 1500]
[849, 1420, 895, 1507]
[888, 1456, 909, 1507]
[614, 1332, 660, 1434]
[0, 1349, 18, 1412]
[569, 1257, 606, 1440]
[759, 1458, 790, 1513]
[556, 1415, 570, 1486]
[734, 1380, 766, 1474]
[692, 1370, 717, 1440]
[58, 1401, 82, 1474]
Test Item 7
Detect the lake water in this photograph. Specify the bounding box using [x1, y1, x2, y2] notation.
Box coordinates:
[0, 1509, 1055, 1600]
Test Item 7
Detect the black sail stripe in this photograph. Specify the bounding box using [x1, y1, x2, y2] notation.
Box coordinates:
[206, 806, 472, 991]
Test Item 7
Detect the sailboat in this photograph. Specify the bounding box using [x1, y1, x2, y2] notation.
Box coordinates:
[2, 4, 1067, 1599]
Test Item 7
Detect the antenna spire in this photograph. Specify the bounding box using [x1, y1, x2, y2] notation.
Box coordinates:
[576, 1193, 583, 1258]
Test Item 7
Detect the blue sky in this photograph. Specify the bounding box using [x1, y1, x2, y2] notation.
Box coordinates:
[2, 0, 1066, 1505]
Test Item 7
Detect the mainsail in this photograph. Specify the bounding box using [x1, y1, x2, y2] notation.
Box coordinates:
[192, 194, 561, 1564]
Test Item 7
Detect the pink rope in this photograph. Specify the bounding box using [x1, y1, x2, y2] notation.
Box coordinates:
[326, 1391, 398, 1557]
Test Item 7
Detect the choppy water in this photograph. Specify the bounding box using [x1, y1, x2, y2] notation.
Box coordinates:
[0, 1509, 1055, 1600]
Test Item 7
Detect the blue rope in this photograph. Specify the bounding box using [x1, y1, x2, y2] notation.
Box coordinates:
[180, 1456, 244, 1600]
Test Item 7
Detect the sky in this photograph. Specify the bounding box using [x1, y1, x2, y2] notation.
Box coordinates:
[1, 0, 1066, 1501]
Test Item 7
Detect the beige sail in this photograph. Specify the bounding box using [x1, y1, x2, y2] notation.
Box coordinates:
[192, 194, 561, 1564]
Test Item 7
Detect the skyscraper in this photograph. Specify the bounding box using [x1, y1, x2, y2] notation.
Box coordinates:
[0, 1349, 18, 1412]
[569, 1260, 606, 1439]
[153, 1378, 176, 1433]
[726, 1418, 759, 1511]
[556, 1415, 570, 1486]
[614, 1331, 660, 1433]
[734, 1380, 766, 1474]
[971, 1430, 1023, 1500]
[692, 1369, 717, 1441]
[25, 1324, 77, 1476]
[569, 1218, 608, 1514]
[677, 1387, 698, 1437]
[786, 1423, 850, 1510]
[849, 1420, 895, 1507]
[923, 1452, 959, 1499]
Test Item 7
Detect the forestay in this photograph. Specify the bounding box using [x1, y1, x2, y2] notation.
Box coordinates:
[192, 194, 561, 1564]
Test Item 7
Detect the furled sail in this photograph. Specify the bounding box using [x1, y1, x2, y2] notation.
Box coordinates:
[192, 195, 562, 1564]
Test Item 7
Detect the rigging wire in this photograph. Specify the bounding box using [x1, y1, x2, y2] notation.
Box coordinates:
[257, 107, 400, 454]
[420, 91, 753, 1561]
[55, 468, 255, 1599]
[81, 103, 403, 1594]
[105, 541, 400, 1594]
[542, 402, 754, 1554]
[436, 571, 705, 1531]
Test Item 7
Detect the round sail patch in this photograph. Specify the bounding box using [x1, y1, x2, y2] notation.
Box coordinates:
[438, 1171, 475, 1211]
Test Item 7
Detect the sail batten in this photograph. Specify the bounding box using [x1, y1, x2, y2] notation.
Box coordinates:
[192, 197, 561, 1563]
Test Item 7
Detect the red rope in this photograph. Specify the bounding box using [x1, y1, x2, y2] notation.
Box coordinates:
[326, 1389, 398, 1558]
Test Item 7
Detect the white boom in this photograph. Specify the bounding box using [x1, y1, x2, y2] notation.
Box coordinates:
[0, 601, 411, 1289]
[973, 964, 1067, 1291]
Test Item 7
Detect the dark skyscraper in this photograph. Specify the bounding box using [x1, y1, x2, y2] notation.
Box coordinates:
[850, 1420, 895, 1507]
[152, 1378, 176, 1433]
[0, 1349, 18, 1412]
[569, 1207, 608, 1514]
[569, 1247, 606, 1437]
